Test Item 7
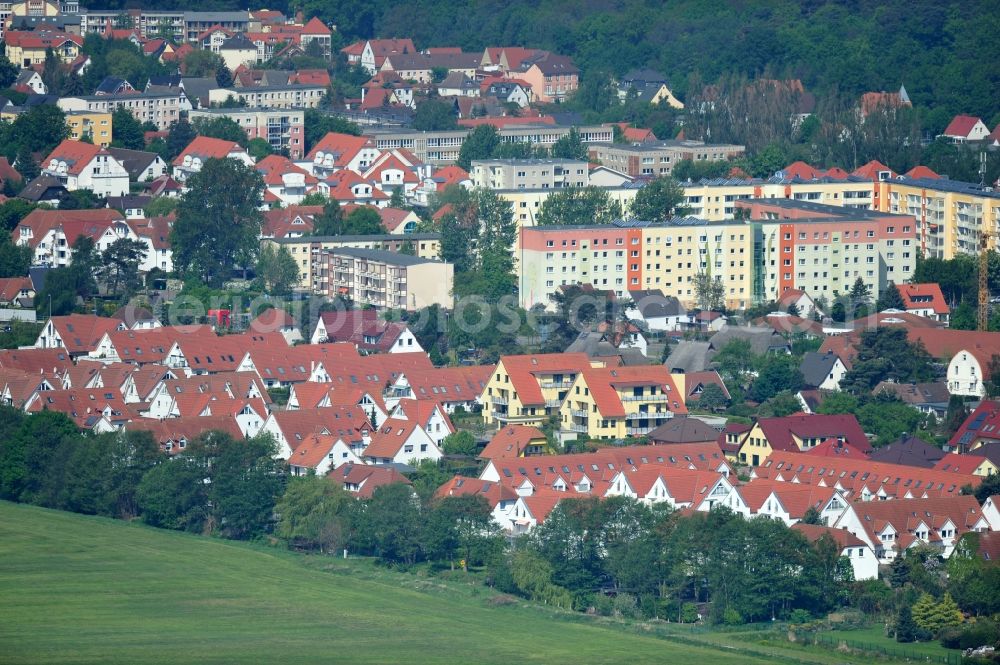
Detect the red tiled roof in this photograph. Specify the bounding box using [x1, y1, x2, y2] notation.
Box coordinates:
[0, 348, 72, 376]
[851, 160, 896, 181]
[943, 115, 984, 138]
[755, 413, 871, 454]
[434, 475, 517, 507]
[256, 154, 318, 187]
[480, 425, 547, 459]
[933, 453, 990, 475]
[307, 132, 376, 164]
[792, 523, 866, 549]
[301, 17, 331, 35]
[261, 205, 322, 238]
[51, 315, 123, 355]
[804, 437, 869, 459]
[497, 353, 592, 406]
[3, 30, 82, 49]
[898, 283, 949, 315]
[431, 165, 469, 188]
[363, 418, 422, 459]
[329, 462, 410, 498]
[949, 401, 1000, 449]
[847, 495, 985, 550]
[287, 433, 339, 469]
[173, 136, 243, 166]
[905, 165, 940, 179]
[458, 116, 556, 128]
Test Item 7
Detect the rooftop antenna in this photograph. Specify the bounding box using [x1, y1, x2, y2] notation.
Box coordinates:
[979, 150, 987, 188]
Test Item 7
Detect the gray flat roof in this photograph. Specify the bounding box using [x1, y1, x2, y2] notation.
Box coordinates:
[274, 233, 440, 243]
[742, 198, 913, 219]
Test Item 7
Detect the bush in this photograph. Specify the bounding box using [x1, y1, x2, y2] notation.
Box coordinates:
[722, 607, 743, 626]
[789, 608, 812, 624]
[591, 593, 614, 617]
[940, 620, 1000, 650]
[613, 592, 638, 618]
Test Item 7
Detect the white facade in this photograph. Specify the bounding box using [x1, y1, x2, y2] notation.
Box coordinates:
[947, 349, 985, 397]
[43, 152, 129, 198]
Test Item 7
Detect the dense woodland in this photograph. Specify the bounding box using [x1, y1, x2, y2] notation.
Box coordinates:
[87, 0, 999, 128]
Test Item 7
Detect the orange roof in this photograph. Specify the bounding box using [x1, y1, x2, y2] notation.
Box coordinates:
[43, 140, 107, 176]
[792, 523, 866, 549]
[497, 353, 592, 406]
[306, 132, 375, 164]
[272, 406, 373, 451]
[255, 154, 318, 187]
[804, 437, 869, 459]
[301, 17, 331, 35]
[579, 365, 687, 417]
[933, 453, 989, 475]
[51, 315, 123, 355]
[480, 425, 547, 459]
[431, 165, 469, 188]
[173, 136, 243, 166]
[329, 462, 411, 498]
[287, 433, 339, 469]
[434, 475, 517, 506]
[3, 30, 82, 49]
[261, 204, 322, 238]
[905, 165, 940, 179]
[898, 283, 949, 315]
[363, 418, 422, 459]
[852, 160, 896, 181]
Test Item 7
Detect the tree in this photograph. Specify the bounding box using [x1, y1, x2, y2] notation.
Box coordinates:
[98, 237, 147, 298]
[424, 495, 501, 570]
[840, 327, 934, 394]
[204, 433, 285, 540]
[535, 186, 623, 226]
[256, 244, 299, 295]
[111, 108, 146, 150]
[312, 200, 345, 236]
[356, 482, 422, 564]
[876, 281, 905, 311]
[896, 604, 918, 643]
[275, 475, 354, 552]
[848, 277, 872, 318]
[441, 431, 477, 456]
[215, 62, 234, 88]
[183, 49, 223, 78]
[457, 125, 501, 171]
[0, 199, 36, 234]
[750, 356, 803, 403]
[950, 300, 976, 330]
[144, 197, 177, 218]
[757, 391, 802, 417]
[714, 338, 755, 387]
[247, 137, 274, 160]
[693, 272, 725, 311]
[163, 119, 198, 162]
[7, 104, 69, 160]
[303, 109, 361, 153]
[343, 207, 386, 235]
[0, 55, 18, 89]
[695, 383, 729, 411]
[170, 158, 264, 285]
[800, 506, 824, 525]
[192, 116, 248, 147]
[550, 128, 587, 160]
[630, 176, 690, 221]
[136, 456, 209, 532]
[0, 238, 32, 279]
[412, 98, 458, 131]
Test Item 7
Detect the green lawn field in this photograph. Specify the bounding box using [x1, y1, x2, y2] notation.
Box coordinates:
[0, 501, 913, 665]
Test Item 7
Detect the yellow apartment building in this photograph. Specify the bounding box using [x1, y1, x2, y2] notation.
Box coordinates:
[65, 111, 112, 147]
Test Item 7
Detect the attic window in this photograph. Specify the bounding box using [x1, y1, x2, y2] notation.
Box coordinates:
[503, 469, 512, 478]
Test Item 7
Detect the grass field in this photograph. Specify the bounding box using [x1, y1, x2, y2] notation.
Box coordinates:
[0, 502, 916, 665]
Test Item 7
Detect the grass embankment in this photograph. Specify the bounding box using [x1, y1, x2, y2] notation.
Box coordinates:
[0, 501, 921, 665]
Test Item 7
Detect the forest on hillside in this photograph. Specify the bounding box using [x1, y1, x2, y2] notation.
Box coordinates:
[88, 0, 999, 126]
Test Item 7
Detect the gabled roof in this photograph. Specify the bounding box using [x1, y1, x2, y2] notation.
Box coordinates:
[400, 365, 492, 404]
[42, 140, 106, 176]
[301, 17, 331, 35]
[792, 523, 866, 550]
[480, 425, 547, 459]
[261, 204, 322, 238]
[869, 435, 945, 468]
[933, 453, 991, 475]
[435, 475, 517, 506]
[851, 160, 896, 181]
[329, 462, 411, 498]
[306, 132, 376, 165]
[286, 433, 339, 469]
[754, 413, 871, 454]
[50, 315, 124, 355]
[577, 364, 687, 418]
[496, 353, 592, 406]
[950, 401, 1000, 450]
[905, 165, 940, 179]
[898, 283, 949, 315]
[363, 418, 424, 459]
[0, 348, 72, 376]
[848, 495, 984, 549]
[271, 406, 372, 450]
[803, 437, 869, 459]
[799, 351, 841, 388]
[255, 154, 318, 187]
[172, 136, 244, 166]
[647, 417, 719, 444]
[943, 115, 985, 138]
[27, 387, 128, 429]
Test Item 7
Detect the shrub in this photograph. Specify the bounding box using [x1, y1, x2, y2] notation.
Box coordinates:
[722, 607, 743, 626]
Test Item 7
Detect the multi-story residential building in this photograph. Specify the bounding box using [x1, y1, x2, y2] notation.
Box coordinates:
[41, 139, 129, 198]
[519, 201, 915, 311]
[501, 185, 640, 231]
[79, 9, 250, 42]
[681, 174, 878, 220]
[207, 85, 325, 110]
[588, 140, 745, 178]
[266, 234, 442, 291]
[875, 176, 1000, 260]
[315, 248, 453, 311]
[3, 28, 81, 66]
[188, 108, 305, 159]
[480, 353, 594, 428]
[171, 136, 253, 182]
[558, 365, 687, 440]
[470, 158, 590, 190]
[64, 110, 112, 147]
[519, 53, 579, 103]
[365, 124, 613, 166]
[57, 91, 184, 131]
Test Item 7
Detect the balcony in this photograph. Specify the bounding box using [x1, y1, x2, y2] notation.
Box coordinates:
[544, 399, 562, 408]
[570, 409, 589, 418]
[567, 423, 589, 433]
[540, 380, 574, 389]
[626, 411, 674, 422]
[627, 427, 652, 437]
[491, 396, 509, 406]
[620, 394, 671, 403]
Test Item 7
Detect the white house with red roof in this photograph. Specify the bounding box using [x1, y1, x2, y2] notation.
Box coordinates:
[412, 165, 472, 206]
[363, 417, 442, 465]
[255, 154, 318, 204]
[941, 115, 990, 143]
[310, 309, 423, 353]
[172, 136, 253, 182]
[318, 170, 390, 207]
[897, 283, 950, 323]
[41, 140, 129, 198]
[946, 333, 1000, 397]
[262, 406, 372, 460]
[14, 208, 148, 268]
[286, 433, 362, 476]
[388, 398, 454, 445]
[357, 38, 418, 74]
[35, 314, 125, 357]
[304, 132, 381, 177]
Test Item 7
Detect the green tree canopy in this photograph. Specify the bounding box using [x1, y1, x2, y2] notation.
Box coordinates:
[256, 244, 300, 295]
[535, 186, 623, 226]
[630, 176, 690, 221]
[192, 116, 248, 147]
[170, 158, 264, 286]
[110, 107, 146, 150]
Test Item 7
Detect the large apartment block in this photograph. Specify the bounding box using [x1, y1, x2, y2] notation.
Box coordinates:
[315, 248, 453, 311]
[207, 85, 326, 110]
[519, 201, 915, 311]
[682, 175, 878, 220]
[874, 176, 1000, 260]
[588, 140, 745, 178]
[366, 124, 614, 166]
[78, 9, 250, 42]
[267, 233, 442, 292]
[57, 92, 183, 131]
[189, 108, 305, 159]
[470, 158, 590, 190]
